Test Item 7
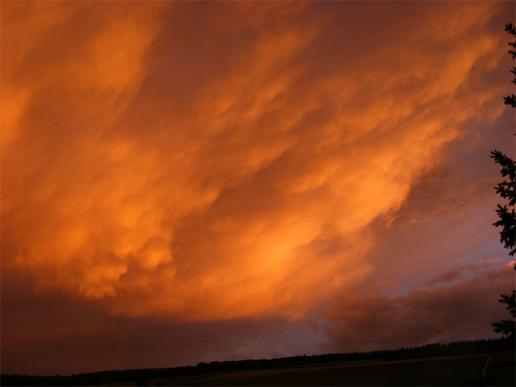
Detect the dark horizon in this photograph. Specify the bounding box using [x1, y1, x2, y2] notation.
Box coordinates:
[3, 338, 512, 379]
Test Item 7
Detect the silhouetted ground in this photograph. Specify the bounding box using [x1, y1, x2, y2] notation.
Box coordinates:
[107, 352, 515, 386]
[483, 351, 515, 386]
[2, 339, 514, 386]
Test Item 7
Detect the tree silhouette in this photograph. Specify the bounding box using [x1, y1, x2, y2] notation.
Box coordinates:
[491, 23, 516, 339]
[491, 150, 516, 255]
[492, 291, 516, 338]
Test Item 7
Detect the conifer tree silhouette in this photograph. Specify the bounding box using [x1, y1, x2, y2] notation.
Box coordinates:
[491, 23, 516, 339]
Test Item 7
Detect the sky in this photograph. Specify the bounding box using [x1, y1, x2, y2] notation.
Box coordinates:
[1, 0, 515, 375]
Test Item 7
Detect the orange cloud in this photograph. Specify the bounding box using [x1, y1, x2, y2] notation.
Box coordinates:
[0, 1, 511, 323]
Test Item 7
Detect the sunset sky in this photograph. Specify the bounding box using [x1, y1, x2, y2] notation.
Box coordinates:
[1, 1, 515, 375]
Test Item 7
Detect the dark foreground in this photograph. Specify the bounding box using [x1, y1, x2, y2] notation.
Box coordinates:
[2, 339, 514, 386]
[120, 351, 513, 386]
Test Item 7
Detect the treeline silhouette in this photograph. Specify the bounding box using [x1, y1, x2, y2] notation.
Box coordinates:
[2, 338, 513, 386]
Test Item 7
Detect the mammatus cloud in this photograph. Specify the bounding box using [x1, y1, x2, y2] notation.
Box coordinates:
[0, 0, 512, 326]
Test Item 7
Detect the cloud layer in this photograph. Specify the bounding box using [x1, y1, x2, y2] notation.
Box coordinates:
[326, 261, 515, 352]
[1, 1, 514, 374]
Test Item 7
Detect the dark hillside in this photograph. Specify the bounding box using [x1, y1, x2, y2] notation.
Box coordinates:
[2, 338, 513, 386]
